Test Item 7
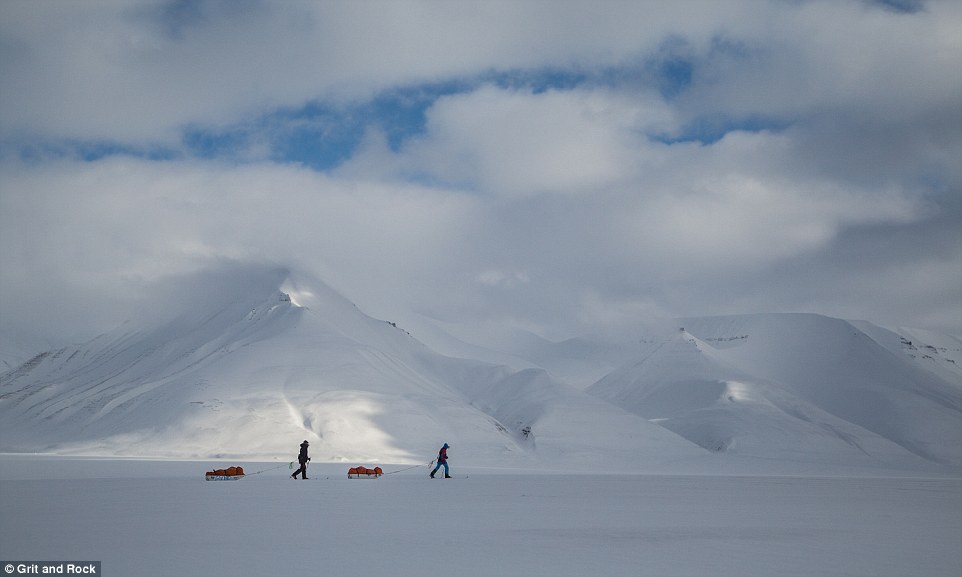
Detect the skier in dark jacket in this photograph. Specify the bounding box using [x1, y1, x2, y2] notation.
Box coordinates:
[430, 443, 450, 478]
[291, 440, 310, 479]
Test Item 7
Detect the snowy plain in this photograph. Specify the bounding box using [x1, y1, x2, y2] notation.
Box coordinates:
[2, 268, 961, 576]
[1, 456, 960, 577]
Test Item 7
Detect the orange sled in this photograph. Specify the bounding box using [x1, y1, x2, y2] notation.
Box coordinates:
[205, 466, 245, 480]
[348, 466, 383, 478]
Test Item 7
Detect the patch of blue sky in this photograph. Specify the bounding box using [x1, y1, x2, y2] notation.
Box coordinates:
[486, 67, 590, 94]
[598, 37, 696, 101]
[181, 125, 255, 161]
[184, 104, 358, 168]
[14, 59, 705, 169]
[181, 106, 353, 168]
[11, 139, 180, 164]
[596, 55, 693, 100]
[652, 114, 793, 145]
[652, 57, 694, 100]
[869, 0, 926, 14]
[181, 72, 592, 170]
[368, 79, 472, 149]
[180, 80, 471, 170]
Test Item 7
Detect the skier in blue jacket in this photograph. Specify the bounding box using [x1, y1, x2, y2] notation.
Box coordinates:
[430, 443, 451, 478]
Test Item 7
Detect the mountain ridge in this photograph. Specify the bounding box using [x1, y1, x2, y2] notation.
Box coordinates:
[0, 266, 706, 470]
[1, 266, 959, 474]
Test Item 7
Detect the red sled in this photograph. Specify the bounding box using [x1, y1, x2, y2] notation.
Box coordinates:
[205, 466, 245, 480]
[348, 466, 383, 479]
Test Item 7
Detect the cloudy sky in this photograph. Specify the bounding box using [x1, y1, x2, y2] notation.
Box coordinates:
[1, 0, 960, 350]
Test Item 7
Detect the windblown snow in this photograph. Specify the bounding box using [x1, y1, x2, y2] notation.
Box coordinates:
[1, 265, 960, 475]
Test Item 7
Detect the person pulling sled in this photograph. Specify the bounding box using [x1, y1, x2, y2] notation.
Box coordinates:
[430, 443, 451, 478]
[291, 440, 310, 479]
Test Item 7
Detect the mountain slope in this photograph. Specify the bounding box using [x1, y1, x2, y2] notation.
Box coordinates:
[588, 314, 962, 470]
[850, 320, 962, 384]
[0, 265, 705, 469]
[3, 266, 959, 473]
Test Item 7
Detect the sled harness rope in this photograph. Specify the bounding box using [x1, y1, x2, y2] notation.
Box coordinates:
[381, 459, 435, 475]
[239, 459, 433, 478]
[243, 462, 295, 477]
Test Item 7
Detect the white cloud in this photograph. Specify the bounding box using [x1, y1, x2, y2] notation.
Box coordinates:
[1, 0, 960, 347]
[0, 0, 779, 145]
[397, 86, 669, 197]
[476, 269, 530, 288]
[617, 131, 927, 272]
[0, 157, 480, 337]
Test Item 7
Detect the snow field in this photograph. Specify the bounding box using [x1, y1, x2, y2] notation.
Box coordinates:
[1, 458, 960, 577]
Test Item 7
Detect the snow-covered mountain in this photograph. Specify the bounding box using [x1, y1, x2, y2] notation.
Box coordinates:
[1, 265, 960, 474]
[0, 265, 703, 471]
[588, 315, 962, 470]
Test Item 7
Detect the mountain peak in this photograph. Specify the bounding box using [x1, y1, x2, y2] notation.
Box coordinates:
[1, 268, 959, 474]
